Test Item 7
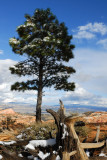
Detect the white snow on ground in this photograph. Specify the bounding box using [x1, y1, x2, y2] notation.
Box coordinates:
[27, 155, 34, 159]
[38, 151, 50, 160]
[18, 153, 23, 157]
[0, 155, 3, 159]
[0, 141, 16, 145]
[34, 157, 40, 160]
[56, 155, 61, 160]
[86, 150, 90, 157]
[16, 133, 23, 139]
[99, 152, 107, 157]
[25, 139, 56, 150]
[53, 151, 58, 154]
[16, 133, 26, 139]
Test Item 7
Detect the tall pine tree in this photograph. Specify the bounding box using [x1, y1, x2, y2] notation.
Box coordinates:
[9, 8, 75, 122]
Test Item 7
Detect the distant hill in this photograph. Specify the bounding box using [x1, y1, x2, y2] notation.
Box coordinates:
[64, 104, 107, 113]
[0, 103, 107, 114]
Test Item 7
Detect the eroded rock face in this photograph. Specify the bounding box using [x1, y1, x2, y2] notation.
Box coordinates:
[0, 108, 35, 125]
[0, 108, 16, 115]
[84, 112, 107, 124]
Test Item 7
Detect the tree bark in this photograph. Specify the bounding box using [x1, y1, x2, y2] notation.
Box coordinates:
[36, 57, 43, 122]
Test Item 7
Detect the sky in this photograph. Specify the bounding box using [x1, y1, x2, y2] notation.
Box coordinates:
[0, 0, 107, 108]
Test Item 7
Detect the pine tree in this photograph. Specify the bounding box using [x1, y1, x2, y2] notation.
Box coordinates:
[9, 8, 76, 122]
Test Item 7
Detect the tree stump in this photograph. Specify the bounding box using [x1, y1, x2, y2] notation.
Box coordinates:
[46, 100, 89, 160]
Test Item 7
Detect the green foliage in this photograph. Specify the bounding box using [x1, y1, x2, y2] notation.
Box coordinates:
[9, 8, 75, 92]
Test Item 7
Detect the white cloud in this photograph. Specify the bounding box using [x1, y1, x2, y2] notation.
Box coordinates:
[97, 38, 107, 49]
[0, 59, 37, 104]
[0, 56, 107, 108]
[0, 50, 3, 54]
[62, 84, 107, 107]
[74, 22, 107, 39]
[74, 30, 95, 39]
[71, 48, 107, 96]
[79, 22, 107, 35]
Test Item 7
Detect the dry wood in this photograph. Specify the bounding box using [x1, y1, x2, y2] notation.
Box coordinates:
[65, 117, 89, 160]
[81, 141, 105, 149]
[95, 125, 100, 142]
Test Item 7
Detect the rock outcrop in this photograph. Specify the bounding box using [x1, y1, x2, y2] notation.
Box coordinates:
[84, 112, 107, 124]
[0, 108, 16, 115]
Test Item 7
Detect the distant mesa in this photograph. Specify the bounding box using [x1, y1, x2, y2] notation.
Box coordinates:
[0, 108, 16, 115]
[84, 111, 107, 124]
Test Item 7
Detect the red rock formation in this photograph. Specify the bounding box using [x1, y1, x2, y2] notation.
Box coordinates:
[0, 108, 16, 115]
[84, 112, 107, 124]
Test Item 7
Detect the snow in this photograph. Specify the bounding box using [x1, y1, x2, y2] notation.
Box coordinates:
[22, 44, 36, 51]
[25, 139, 56, 150]
[86, 150, 90, 157]
[25, 143, 35, 150]
[43, 37, 50, 42]
[99, 152, 107, 157]
[9, 38, 20, 45]
[0, 155, 3, 159]
[16, 133, 23, 139]
[60, 123, 69, 139]
[0, 141, 16, 145]
[27, 155, 34, 159]
[17, 24, 26, 30]
[57, 40, 61, 44]
[34, 157, 39, 160]
[38, 151, 50, 160]
[26, 22, 35, 27]
[53, 151, 58, 154]
[16, 133, 26, 139]
[18, 154, 23, 157]
[56, 155, 61, 160]
[17, 22, 34, 31]
[32, 38, 42, 42]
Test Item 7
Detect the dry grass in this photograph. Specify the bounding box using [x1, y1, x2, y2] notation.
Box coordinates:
[20, 121, 57, 140]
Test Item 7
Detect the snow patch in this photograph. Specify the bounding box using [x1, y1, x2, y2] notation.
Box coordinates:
[56, 155, 61, 160]
[27, 155, 34, 159]
[99, 152, 107, 157]
[34, 157, 40, 160]
[53, 151, 58, 154]
[25, 139, 56, 150]
[86, 150, 90, 157]
[0, 141, 16, 145]
[60, 123, 69, 139]
[9, 38, 20, 45]
[18, 154, 23, 157]
[38, 151, 50, 160]
[43, 37, 50, 42]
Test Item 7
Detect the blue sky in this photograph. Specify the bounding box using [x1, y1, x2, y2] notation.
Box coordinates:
[0, 0, 107, 108]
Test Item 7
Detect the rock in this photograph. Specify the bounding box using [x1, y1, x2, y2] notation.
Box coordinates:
[0, 108, 16, 115]
[84, 112, 107, 124]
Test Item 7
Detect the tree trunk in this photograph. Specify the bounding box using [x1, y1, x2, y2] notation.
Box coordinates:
[36, 86, 42, 122]
[36, 57, 43, 122]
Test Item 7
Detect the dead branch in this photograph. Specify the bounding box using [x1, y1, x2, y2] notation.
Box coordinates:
[95, 125, 100, 142]
[81, 141, 105, 149]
